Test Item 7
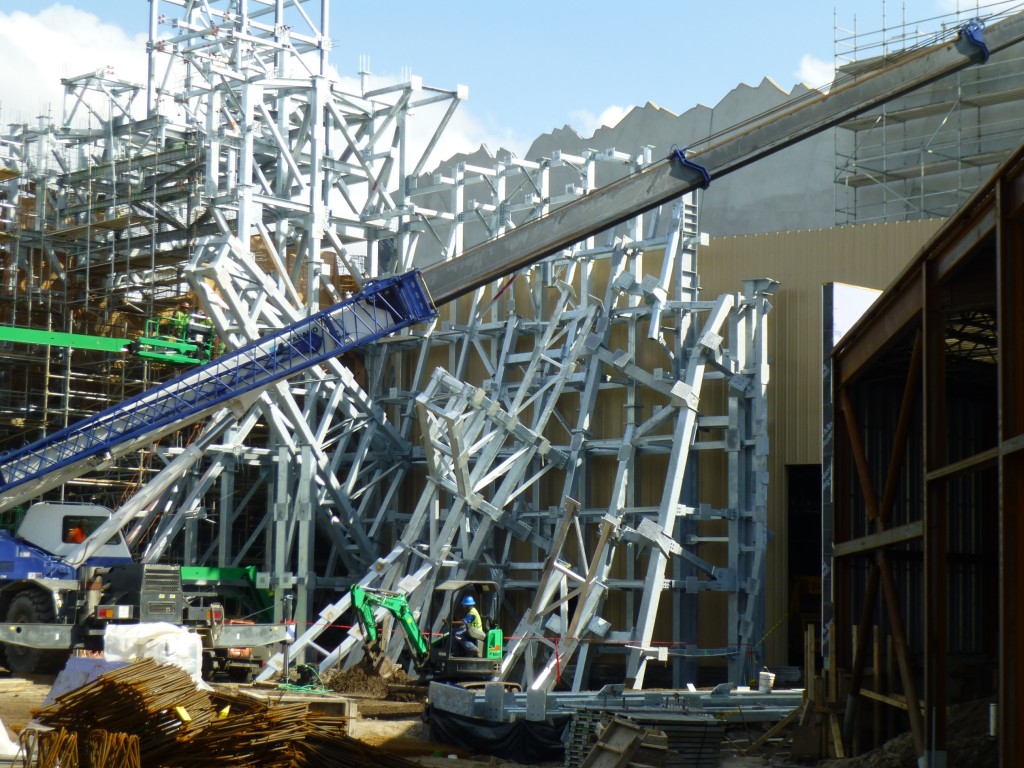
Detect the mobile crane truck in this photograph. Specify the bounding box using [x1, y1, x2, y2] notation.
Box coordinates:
[0, 501, 287, 678]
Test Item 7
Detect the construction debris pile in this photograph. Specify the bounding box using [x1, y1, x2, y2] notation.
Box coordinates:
[22, 659, 421, 768]
[565, 709, 723, 768]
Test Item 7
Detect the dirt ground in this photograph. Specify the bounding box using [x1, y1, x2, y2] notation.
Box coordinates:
[816, 697, 997, 768]
[0, 669, 997, 768]
[0, 669, 763, 767]
[0, 674, 54, 739]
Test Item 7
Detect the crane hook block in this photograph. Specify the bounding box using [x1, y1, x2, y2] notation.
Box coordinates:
[959, 19, 990, 63]
[670, 148, 711, 190]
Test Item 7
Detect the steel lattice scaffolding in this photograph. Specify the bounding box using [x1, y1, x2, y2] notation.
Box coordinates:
[0, 0, 775, 689]
[262, 177, 776, 687]
[834, 1, 1024, 224]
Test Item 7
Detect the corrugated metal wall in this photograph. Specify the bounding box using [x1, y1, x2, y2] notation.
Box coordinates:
[699, 219, 944, 663]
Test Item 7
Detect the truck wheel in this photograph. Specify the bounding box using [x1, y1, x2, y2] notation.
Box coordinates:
[4, 591, 68, 675]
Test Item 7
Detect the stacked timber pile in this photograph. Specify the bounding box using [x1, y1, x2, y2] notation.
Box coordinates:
[566, 709, 611, 767]
[24, 658, 421, 768]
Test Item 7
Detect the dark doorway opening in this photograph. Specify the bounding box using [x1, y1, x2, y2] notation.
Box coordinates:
[787, 464, 822, 667]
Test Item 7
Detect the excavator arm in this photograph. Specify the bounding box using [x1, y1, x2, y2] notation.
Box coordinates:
[350, 585, 430, 672]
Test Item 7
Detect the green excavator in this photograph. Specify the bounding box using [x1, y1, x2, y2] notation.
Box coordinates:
[351, 580, 504, 684]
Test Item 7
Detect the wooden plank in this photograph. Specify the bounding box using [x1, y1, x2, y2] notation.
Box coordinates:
[830, 713, 846, 759]
[858, 687, 925, 713]
[742, 703, 804, 755]
[832, 520, 923, 558]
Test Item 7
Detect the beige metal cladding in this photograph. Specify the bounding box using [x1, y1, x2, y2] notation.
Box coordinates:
[699, 218, 943, 663]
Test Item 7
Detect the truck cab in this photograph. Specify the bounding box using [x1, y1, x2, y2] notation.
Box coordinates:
[15, 502, 132, 566]
[0, 502, 287, 678]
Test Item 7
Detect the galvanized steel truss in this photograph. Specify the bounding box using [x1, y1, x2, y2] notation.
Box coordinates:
[0, 0, 774, 690]
[270, 186, 776, 687]
[135, 1, 466, 638]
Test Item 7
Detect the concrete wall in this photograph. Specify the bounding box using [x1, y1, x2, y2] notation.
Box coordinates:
[525, 79, 846, 238]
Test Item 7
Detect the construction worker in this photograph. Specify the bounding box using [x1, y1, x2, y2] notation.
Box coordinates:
[455, 594, 485, 656]
[66, 525, 86, 544]
[172, 298, 214, 351]
[173, 299, 194, 339]
[158, 299, 192, 339]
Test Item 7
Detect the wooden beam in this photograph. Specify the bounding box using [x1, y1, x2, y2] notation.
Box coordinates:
[878, 331, 922, 528]
[859, 687, 922, 711]
[833, 521, 923, 558]
[998, 172, 1024, 768]
[923, 268, 950, 759]
[833, 279, 921, 389]
[924, 445, 998, 482]
[878, 551, 926, 754]
[830, 714, 846, 759]
[842, 565, 880, 747]
[743, 704, 804, 755]
[932, 206, 996, 281]
[839, 389, 880, 522]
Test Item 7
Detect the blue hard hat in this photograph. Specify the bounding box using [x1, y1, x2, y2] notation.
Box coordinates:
[462, 595, 476, 607]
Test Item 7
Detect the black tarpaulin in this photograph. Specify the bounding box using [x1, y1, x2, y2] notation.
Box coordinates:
[428, 705, 570, 765]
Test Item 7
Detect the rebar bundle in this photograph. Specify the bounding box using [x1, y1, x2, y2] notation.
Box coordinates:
[292, 717, 421, 768]
[181, 698, 310, 767]
[18, 727, 79, 768]
[34, 658, 214, 765]
[83, 730, 140, 768]
[30, 659, 423, 768]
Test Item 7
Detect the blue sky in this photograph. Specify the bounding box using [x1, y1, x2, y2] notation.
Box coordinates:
[0, 1, 1006, 158]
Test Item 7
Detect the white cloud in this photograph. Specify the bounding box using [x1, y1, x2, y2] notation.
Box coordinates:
[419, 106, 528, 166]
[567, 105, 630, 137]
[796, 54, 836, 92]
[0, 4, 148, 126]
[0, 6, 517, 174]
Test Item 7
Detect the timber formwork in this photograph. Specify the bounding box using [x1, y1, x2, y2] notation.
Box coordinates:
[827, 138, 1024, 764]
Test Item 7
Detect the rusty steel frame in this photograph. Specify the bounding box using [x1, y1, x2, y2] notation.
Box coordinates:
[830, 141, 1024, 764]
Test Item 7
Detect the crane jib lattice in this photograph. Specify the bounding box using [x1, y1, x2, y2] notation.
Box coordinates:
[0, 272, 435, 496]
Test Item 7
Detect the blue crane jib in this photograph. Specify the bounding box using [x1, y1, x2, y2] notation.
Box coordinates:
[0, 272, 435, 511]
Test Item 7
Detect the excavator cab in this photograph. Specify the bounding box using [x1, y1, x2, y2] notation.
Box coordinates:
[426, 579, 503, 682]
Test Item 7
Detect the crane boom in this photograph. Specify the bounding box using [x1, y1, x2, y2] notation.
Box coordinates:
[0, 273, 433, 512]
[421, 15, 1024, 304]
[0, 15, 1021, 512]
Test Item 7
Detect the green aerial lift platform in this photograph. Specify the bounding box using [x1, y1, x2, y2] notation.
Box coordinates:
[0, 314, 215, 366]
